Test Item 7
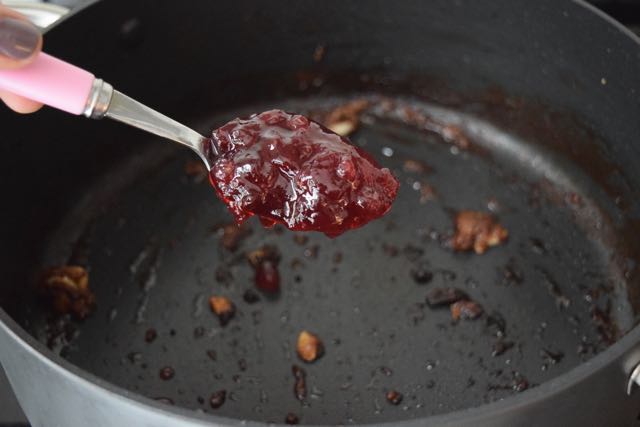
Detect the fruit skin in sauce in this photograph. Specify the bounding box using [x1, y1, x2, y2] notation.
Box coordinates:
[208, 110, 399, 237]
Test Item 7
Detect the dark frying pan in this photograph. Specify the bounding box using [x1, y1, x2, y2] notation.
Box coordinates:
[2, 0, 640, 426]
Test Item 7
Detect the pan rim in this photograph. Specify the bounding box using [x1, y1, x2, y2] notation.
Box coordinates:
[2, 306, 640, 426]
[1, 0, 640, 425]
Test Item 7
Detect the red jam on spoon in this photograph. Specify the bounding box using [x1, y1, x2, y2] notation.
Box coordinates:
[207, 110, 399, 237]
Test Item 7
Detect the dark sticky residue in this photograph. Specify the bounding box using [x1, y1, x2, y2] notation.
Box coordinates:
[292, 365, 307, 401]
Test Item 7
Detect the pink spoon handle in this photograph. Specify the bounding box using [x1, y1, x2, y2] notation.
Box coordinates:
[0, 52, 212, 167]
[0, 52, 95, 115]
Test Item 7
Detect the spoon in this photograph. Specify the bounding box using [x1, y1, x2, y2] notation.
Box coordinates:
[0, 52, 400, 236]
[0, 52, 216, 168]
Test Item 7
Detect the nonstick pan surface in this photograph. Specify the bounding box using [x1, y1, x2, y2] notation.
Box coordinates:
[10, 89, 634, 425]
[2, 0, 640, 425]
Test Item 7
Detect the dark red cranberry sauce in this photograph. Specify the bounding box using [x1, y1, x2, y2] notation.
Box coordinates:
[207, 110, 399, 237]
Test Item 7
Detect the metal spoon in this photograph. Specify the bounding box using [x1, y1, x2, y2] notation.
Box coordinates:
[0, 52, 216, 168]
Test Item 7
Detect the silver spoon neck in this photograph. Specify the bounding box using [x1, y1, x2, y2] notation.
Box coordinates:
[83, 78, 214, 170]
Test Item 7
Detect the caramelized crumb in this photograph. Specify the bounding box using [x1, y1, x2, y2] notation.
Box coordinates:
[322, 99, 370, 137]
[297, 330, 324, 363]
[209, 296, 236, 326]
[217, 223, 251, 252]
[386, 390, 403, 405]
[452, 211, 508, 254]
[159, 366, 174, 380]
[512, 373, 529, 392]
[209, 390, 226, 409]
[285, 413, 300, 425]
[450, 300, 484, 321]
[39, 266, 95, 319]
[246, 245, 281, 268]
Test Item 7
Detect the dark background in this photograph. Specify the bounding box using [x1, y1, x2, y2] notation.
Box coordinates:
[0, 0, 639, 425]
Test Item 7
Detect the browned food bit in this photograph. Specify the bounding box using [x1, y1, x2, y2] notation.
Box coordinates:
[159, 366, 174, 380]
[403, 159, 432, 174]
[285, 413, 300, 425]
[418, 182, 437, 204]
[322, 99, 370, 137]
[385, 390, 403, 405]
[452, 211, 508, 254]
[296, 330, 324, 363]
[410, 265, 433, 284]
[292, 364, 307, 401]
[144, 328, 157, 343]
[247, 245, 281, 268]
[512, 373, 529, 392]
[450, 300, 484, 321]
[425, 287, 469, 307]
[184, 160, 208, 183]
[209, 390, 226, 409]
[209, 296, 236, 326]
[39, 266, 95, 319]
[216, 223, 251, 252]
[312, 44, 325, 62]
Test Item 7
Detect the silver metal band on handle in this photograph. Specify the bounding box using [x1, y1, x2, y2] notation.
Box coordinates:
[83, 79, 113, 119]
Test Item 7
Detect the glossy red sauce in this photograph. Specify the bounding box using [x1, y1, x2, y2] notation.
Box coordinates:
[207, 110, 399, 237]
